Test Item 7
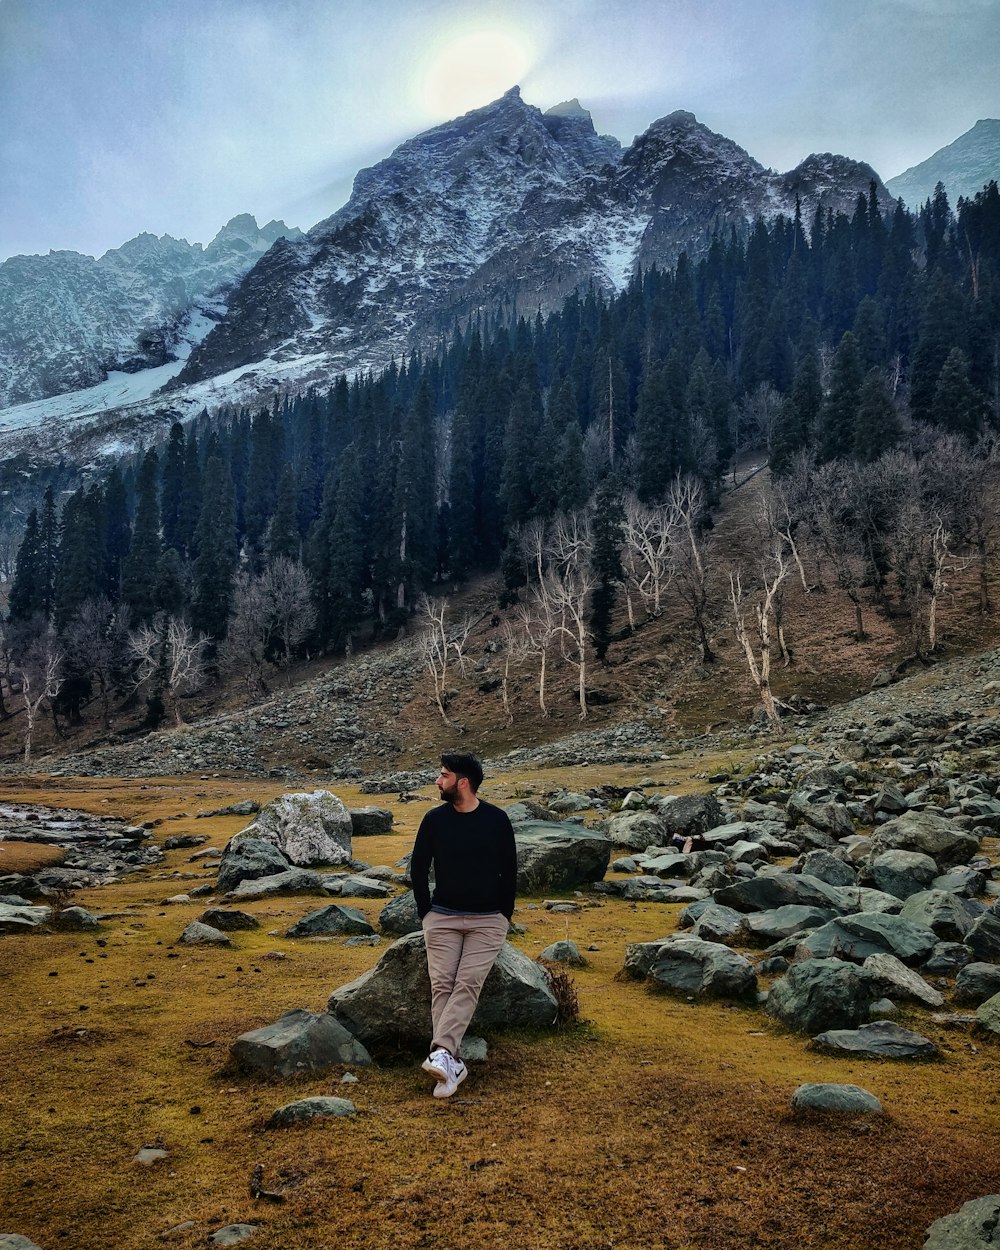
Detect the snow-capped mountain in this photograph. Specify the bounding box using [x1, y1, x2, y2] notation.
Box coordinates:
[0, 215, 303, 409]
[0, 89, 891, 464]
[175, 89, 889, 397]
[886, 119, 1000, 208]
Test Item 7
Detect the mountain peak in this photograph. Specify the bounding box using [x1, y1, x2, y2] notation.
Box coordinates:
[545, 98, 591, 121]
[887, 117, 1000, 205]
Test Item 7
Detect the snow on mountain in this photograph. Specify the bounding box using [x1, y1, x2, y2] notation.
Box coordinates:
[1, 90, 893, 464]
[0, 215, 303, 410]
[886, 119, 1000, 207]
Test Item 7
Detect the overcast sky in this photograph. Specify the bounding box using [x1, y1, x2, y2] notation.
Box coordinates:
[1, 0, 997, 261]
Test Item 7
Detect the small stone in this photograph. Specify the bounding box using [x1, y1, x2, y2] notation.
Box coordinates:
[790, 1083, 882, 1114]
[133, 1147, 169, 1166]
[266, 1096, 356, 1127]
[208, 1226, 258, 1247]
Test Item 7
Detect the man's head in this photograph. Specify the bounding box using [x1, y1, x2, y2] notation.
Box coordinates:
[437, 752, 484, 804]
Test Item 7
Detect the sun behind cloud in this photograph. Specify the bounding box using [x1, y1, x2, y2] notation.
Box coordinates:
[419, 28, 533, 118]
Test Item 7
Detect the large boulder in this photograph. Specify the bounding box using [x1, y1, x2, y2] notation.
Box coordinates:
[765, 958, 874, 1033]
[225, 868, 329, 901]
[865, 849, 938, 900]
[868, 811, 979, 869]
[327, 932, 557, 1047]
[623, 938, 673, 980]
[787, 794, 854, 838]
[790, 1084, 882, 1115]
[975, 991, 1000, 1038]
[286, 904, 375, 938]
[513, 821, 611, 893]
[236, 791, 353, 867]
[812, 1020, 939, 1059]
[216, 837, 291, 894]
[796, 912, 938, 965]
[179, 921, 231, 946]
[954, 963, 1000, 1007]
[924, 1196, 1000, 1250]
[966, 911, 1000, 962]
[349, 807, 394, 836]
[690, 904, 748, 944]
[899, 890, 981, 942]
[198, 908, 260, 931]
[797, 850, 856, 887]
[646, 937, 757, 1000]
[0, 903, 52, 933]
[714, 872, 845, 915]
[862, 953, 945, 1008]
[656, 794, 725, 839]
[744, 905, 838, 944]
[378, 891, 422, 936]
[231, 1008, 371, 1076]
[605, 811, 666, 850]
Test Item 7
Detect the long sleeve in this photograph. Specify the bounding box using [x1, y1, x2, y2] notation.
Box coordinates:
[498, 811, 517, 920]
[410, 814, 433, 919]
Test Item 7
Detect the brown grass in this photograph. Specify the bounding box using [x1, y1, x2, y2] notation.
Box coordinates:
[1, 773, 998, 1250]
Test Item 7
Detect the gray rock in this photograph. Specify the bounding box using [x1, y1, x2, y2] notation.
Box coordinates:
[744, 905, 838, 944]
[642, 852, 695, 878]
[0, 903, 51, 932]
[646, 936, 757, 999]
[900, 890, 980, 941]
[225, 868, 328, 900]
[922, 942, 974, 974]
[163, 833, 209, 849]
[237, 790, 352, 866]
[690, 904, 747, 944]
[323, 874, 392, 899]
[923, 1196, 1000, 1250]
[798, 850, 856, 886]
[378, 891, 422, 936]
[657, 793, 725, 838]
[787, 795, 854, 838]
[231, 1008, 372, 1076]
[862, 953, 945, 1008]
[954, 963, 1000, 1006]
[728, 839, 771, 866]
[868, 811, 980, 869]
[872, 783, 908, 815]
[714, 872, 845, 914]
[179, 921, 231, 946]
[932, 866, 988, 897]
[51, 905, 99, 930]
[198, 799, 260, 818]
[966, 911, 1000, 961]
[765, 958, 874, 1033]
[504, 800, 560, 824]
[619, 876, 682, 903]
[539, 939, 586, 966]
[822, 884, 904, 915]
[459, 1036, 488, 1062]
[327, 932, 557, 1047]
[759, 956, 790, 975]
[796, 912, 938, 965]
[865, 849, 938, 900]
[700, 821, 764, 848]
[514, 821, 611, 892]
[266, 1096, 357, 1127]
[286, 904, 375, 938]
[216, 836, 290, 894]
[790, 1083, 882, 1114]
[208, 1227, 258, 1247]
[348, 806, 393, 836]
[611, 856, 638, 873]
[975, 992, 1000, 1037]
[812, 1020, 939, 1059]
[0, 1238, 44, 1250]
[606, 811, 666, 850]
[548, 791, 592, 814]
[133, 1147, 169, 1165]
[198, 908, 260, 931]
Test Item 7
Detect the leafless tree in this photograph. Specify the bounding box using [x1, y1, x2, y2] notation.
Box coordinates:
[415, 596, 474, 725]
[12, 626, 64, 764]
[621, 494, 675, 624]
[667, 475, 714, 663]
[806, 461, 869, 640]
[64, 597, 132, 728]
[751, 493, 793, 666]
[729, 547, 790, 732]
[517, 587, 559, 717]
[887, 498, 970, 659]
[516, 517, 549, 587]
[498, 616, 530, 726]
[548, 562, 596, 720]
[769, 453, 817, 593]
[130, 615, 209, 727]
[734, 383, 782, 479]
[222, 571, 271, 701]
[263, 557, 317, 674]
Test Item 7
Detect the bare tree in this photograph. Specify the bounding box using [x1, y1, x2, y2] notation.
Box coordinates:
[64, 597, 132, 729]
[498, 616, 530, 726]
[415, 596, 474, 726]
[729, 547, 790, 732]
[222, 571, 271, 701]
[667, 475, 714, 663]
[263, 557, 317, 674]
[621, 494, 675, 623]
[131, 616, 209, 726]
[807, 461, 869, 640]
[548, 562, 596, 720]
[734, 383, 782, 479]
[517, 586, 559, 717]
[888, 499, 970, 659]
[12, 626, 64, 764]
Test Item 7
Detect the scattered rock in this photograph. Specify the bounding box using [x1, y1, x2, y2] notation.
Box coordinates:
[266, 1096, 357, 1127]
[790, 1083, 882, 1114]
[286, 905, 375, 938]
[349, 807, 394, 836]
[976, 991, 1000, 1038]
[216, 837, 291, 894]
[539, 939, 585, 966]
[645, 936, 757, 1000]
[198, 908, 260, 931]
[378, 891, 421, 936]
[231, 1009, 372, 1076]
[179, 921, 231, 946]
[225, 868, 328, 901]
[133, 1147, 169, 1166]
[765, 959, 874, 1034]
[954, 963, 1000, 1007]
[812, 1020, 939, 1059]
[862, 953, 945, 1008]
[208, 1226, 258, 1247]
[236, 790, 353, 867]
[923, 1196, 1000, 1250]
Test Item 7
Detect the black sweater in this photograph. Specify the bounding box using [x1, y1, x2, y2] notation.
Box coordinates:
[410, 800, 518, 920]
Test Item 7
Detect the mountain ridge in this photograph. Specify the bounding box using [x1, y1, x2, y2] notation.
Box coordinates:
[886, 118, 1000, 206]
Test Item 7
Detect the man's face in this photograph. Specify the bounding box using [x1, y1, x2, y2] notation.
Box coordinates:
[436, 767, 462, 804]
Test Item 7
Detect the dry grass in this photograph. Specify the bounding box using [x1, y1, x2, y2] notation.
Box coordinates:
[1, 773, 998, 1250]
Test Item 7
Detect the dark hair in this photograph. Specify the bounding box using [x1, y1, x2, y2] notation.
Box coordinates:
[440, 752, 484, 793]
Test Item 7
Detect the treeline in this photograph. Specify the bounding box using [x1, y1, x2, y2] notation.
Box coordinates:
[2, 178, 1000, 747]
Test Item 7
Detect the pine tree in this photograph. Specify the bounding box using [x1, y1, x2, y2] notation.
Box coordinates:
[191, 455, 238, 640]
[590, 477, 625, 662]
[54, 487, 102, 629]
[7, 508, 42, 624]
[557, 420, 590, 513]
[161, 422, 186, 554]
[854, 368, 902, 461]
[266, 463, 301, 560]
[932, 347, 981, 438]
[326, 443, 367, 649]
[102, 466, 131, 600]
[818, 332, 863, 461]
[447, 409, 475, 580]
[500, 382, 538, 530]
[122, 450, 161, 625]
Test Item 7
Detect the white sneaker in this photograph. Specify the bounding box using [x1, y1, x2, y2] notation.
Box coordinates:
[432, 1053, 468, 1099]
[421, 1049, 450, 1083]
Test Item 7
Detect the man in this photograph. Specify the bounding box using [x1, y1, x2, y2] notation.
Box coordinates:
[410, 752, 517, 1098]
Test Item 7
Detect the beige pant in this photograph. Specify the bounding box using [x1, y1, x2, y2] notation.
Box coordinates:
[422, 910, 509, 1057]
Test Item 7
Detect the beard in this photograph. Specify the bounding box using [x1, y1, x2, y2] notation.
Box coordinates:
[439, 782, 460, 804]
